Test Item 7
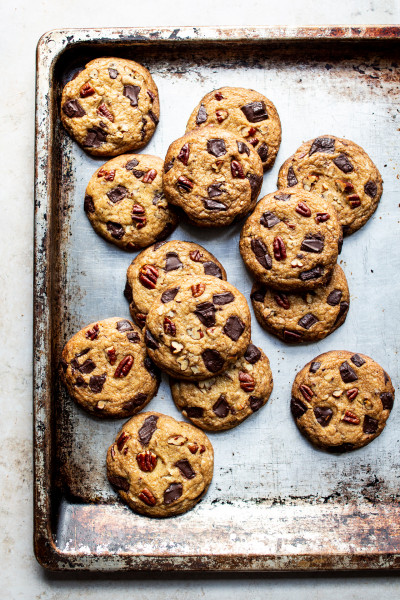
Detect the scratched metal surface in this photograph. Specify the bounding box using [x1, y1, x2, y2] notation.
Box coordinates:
[34, 27, 400, 570]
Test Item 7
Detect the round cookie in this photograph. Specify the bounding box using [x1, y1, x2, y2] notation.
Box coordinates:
[84, 154, 178, 251]
[162, 126, 264, 227]
[291, 351, 395, 452]
[277, 135, 382, 235]
[186, 87, 281, 171]
[240, 188, 342, 291]
[170, 342, 273, 431]
[106, 411, 214, 517]
[125, 240, 227, 328]
[145, 276, 251, 380]
[60, 317, 160, 418]
[251, 264, 350, 343]
[61, 57, 159, 156]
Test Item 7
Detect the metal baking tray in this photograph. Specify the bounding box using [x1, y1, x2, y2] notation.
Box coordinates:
[34, 26, 400, 571]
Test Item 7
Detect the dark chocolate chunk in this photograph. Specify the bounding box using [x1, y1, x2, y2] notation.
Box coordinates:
[260, 211, 280, 228]
[75, 348, 90, 358]
[287, 166, 298, 187]
[144, 356, 160, 379]
[298, 313, 319, 329]
[202, 349, 224, 373]
[213, 394, 230, 418]
[338, 230, 343, 254]
[139, 415, 159, 445]
[107, 186, 128, 204]
[83, 126, 107, 148]
[84, 194, 95, 213]
[207, 138, 227, 157]
[203, 261, 223, 278]
[339, 361, 358, 383]
[249, 396, 263, 412]
[125, 158, 139, 170]
[333, 153, 354, 173]
[89, 373, 106, 393]
[152, 192, 164, 205]
[250, 285, 267, 303]
[363, 415, 378, 434]
[333, 301, 349, 325]
[241, 101, 268, 122]
[124, 281, 133, 303]
[175, 459, 195, 479]
[131, 169, 145, 179]
[381, 392, 394, 411]
[145, 329, 159, 350]
[350, 354, 365, 367]
[164, 482, 183, 505]
[165, 252, 183, 272]
[108, 475, 129, 491]
[79, 359, 96, 374]
[309, 137, 335, 156]
[207, 182, 225, 198]
[223, 316, 245, 341]
[330, 443, 354, 453]
[300, 233, 325, 253]
[314, 406, 333, 427]
[123, 393, 147, 412]
[108, 67, 118, 79]
[309, 361, 321, 373]
[194, 302, 216, 327]
[212, 292, 234, 305]
[251, 237, 272, 270]
[123, 84, 141, 106]
[178, 143, 190, 165]
[106, 221, 125, 239]
[299, 265, 324, 281]
[161, 287, 179, 303]
[291, 397, 308, 419]
[257, 143, 269, 162]
[186, 406, 204, 418]
[116, 319, 133, 332]
[148, 110, 158, 125]
[327, 289, 342, 306]
[62, 99, 86, 118]
[274, 193, 292, 201]
[147, 89, 155, 102]
[196, 103, 207, 125]
[203, 198, 227, 211]
[164, 159, 175, 173]
[364, 180, 377, 198]
[127, 331, 140, 343]
[74, 375, 87, 387]
[237, 140, 250, 155]
[244, 343, 261, 364]
[283, 329, 303, 342]
[247, 174, 263, 202]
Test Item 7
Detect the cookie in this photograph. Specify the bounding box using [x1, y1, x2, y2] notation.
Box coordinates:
[291, 351, 394, 452]
[60, 317, 160, 418]
[251, 264, 350, 343]
[170, 343, 273, 431]
[106, 411, 214, 517]
[84, 154, 178, 251]
[125, 240, 227, 328]
[240, 189, 342, 291]
[162, 126, 263, 227]
[186, 87, 281, 171]
[277, 135, 382, 235]
[145, 276, 251, 380]
[61, 57, 159, 156]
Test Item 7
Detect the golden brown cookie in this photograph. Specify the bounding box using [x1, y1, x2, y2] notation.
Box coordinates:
[106, 411, 214, 517]
[162, 126, 263, 227]
[291, 351, 395, 451]
[277, 135, 382, 235]
[60, 317, 160, 418]
[186, 87, 281, 171]
[61, 57, 159, 156]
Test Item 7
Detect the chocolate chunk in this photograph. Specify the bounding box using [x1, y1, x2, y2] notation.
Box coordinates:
[165, 252, 183, 272]
[212, 292, 234, 305]
[339, 361, 358, 383]
[124, 281, 133, 304]
[298, 313, 319, 329]
[178, 143, 190, 165]
[145, 329, 159, 350]
[186, 406, 204, 418]
[203, 261, 223, 278]
[144, 356, 160, 379]
[161, 287, 179, 303]
[84, 194, 95, 213]
[196, 103, 207, 125]
[309, 361, 321, 373]
[249, 396, 263, 412]
[244, 343, 261, 364]
[152, 192, 164, 205]
[363, 415, 378, 434]
[106, 221, 125, 239]
[241, 101, 268, 122]
[62, 99, 86, 118]
[287, 167, 298, 187]
[75, 348, 90, 358]
[164, 482, 183, 505]
[350, 354, 365, 367]
[207, 138, 227, 157]
[147, 89, 155, 102]
[131, 169, 145, 179]
[139, 415, 159, 445]
[383, 370, 390, 384]
[381, 392, 394, 411]
[309, 137, 335, 156]
[79, 359, 96, 374]
[83, 126, 107, 148]
[283, 329, 303, 342]
[108, 68, 118, 79]
[338, 230, 343, 254]
[107, 186, 128, 204]
[251, 237, 272, 270]
[164, 159, 175, 173]
[123, 393, 147, 412]
[327, 289, 342, 306]
[207, 182, 225, 198]
[127, 331, 140, 343]
[257, 143, 269, 162]
[116, 319, 133, 332]
[125, 158, 139, 170]
[364, 181, 377, 198]
[149, 110, 158, 125]
[314, 406, 333, 427]
[330, 443, 354, 453]
[334, 301, 349, 325]
[333, 153, 354, 173]
[123, 84, 141, 106]
[300, 234, 325, 253]
[250, 286, 266, 303]
[194, 302, 216, 327]
[202, 349, 224, 373]
[247, 174, 263, 202]
[291, 397, 308, 419]
[89, 373, 106, 393]
[175, 459, 195, 479]
[74, 375, 87, 387]
[274, 193, 292, 201]
[108, 475, 129, 491]
[204, 198, 227, 211]
[260, 211, 280, 228]
[299, 265, 324, 281]
[70, 358, 80, 371]
[237, 141, 250, 155]
[213, 394, 230, 417]
[223, 316, 245, 341]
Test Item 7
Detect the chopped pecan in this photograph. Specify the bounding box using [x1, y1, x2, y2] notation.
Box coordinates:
[335, 179, 354, 193]
[136, 451, 157, 472]
[142, 168, 157, 183]
[168, 435, 188, 446]
[138, 488, 157, 506]
[114, 355, 134, 378]
[80, 82, 95, 97]
[239, 371, 255, 392]
[348, 194, 361, 208]
[248, 137, 259, 146]
[163, 317, 176, 336]
[295, 202, 312, 217]
[214, 91, 224, 100]
[97, 167, 115, 181]
[116, 431, 130, 452]
[191, 283, 206, 297]
[315, 212, 330, 223]
[300, 384, 314, 402]
[136, 313, 147, 328]
[216, 109, 228, 123]
[189, 250, 204, 262]
[177, 175, 194, 192]
[97, 103, 114, 122]
[139, 264, 159, 289]
[342, 410, 360, 425]
[106, 346, 116, 365]
[188, 442, 199, 454]
[86, 323, 99, 340]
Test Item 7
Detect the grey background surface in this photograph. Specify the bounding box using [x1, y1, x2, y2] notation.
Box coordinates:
[1, 0, 400, 597]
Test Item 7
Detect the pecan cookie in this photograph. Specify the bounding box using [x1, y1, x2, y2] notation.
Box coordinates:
[60, 317, 160, 418]
[186, 87, 281, 171]
[162, 126, 263, 227]
[84, 154, 178, 250]
[251, 264, 350, 343]
[61, 57, 159, 156]
[277, 135, 382, 235]
[291, 351, 395, 451]
[170, 343, 273, 431]
[107, 411, 214, 517]
[125, 240, 226, 328]
[240, 189, 342, 291]
[145, 276, 251, 380]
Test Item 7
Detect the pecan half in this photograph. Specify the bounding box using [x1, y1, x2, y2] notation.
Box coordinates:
[177, 175, 194, 192]
[342, 410, 360, 425]
[139, 264, 159, 289]
[273, 236, 286, 261]
[295, 202, 311, 217]
[136, 451, 157, 472]
[346, 388, 359, 401]
[348, 194, 361, 208]
[274, 292, 290, 310]
[191, 283, 205, 297]
[163, 317, 176, 336]
[138, 488, 157, 506]
[299, 384, 314, 402]
[239, 371, 255, 392]
[142, 169, 157, 183]
[231, 160, 245, 178]
[97, 103, 114, 122]
[116, 431, 130, 452]
[114, 355, 134, 378]
[315, 212, 330, 223]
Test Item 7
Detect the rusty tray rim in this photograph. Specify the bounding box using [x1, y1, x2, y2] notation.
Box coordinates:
[34, 25, 400, 572]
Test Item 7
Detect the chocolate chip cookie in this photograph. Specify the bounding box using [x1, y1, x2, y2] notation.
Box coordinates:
[125, 240, 227, 328]
[163, 126, 263, 227]
[60, 317, 160, 418]
[186, 87, 281, 171]
[251, 264, 350, 343]
[291, 351, 394, 451]
[61, 57, 159, 156]
[277, 135, 382, 235]
[240, 189, 342, 291]
[107, 411, 214, 517]
[84, 154, 178, 250]
[145, 276, 251, 380]
[170, 343, 273, 431]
